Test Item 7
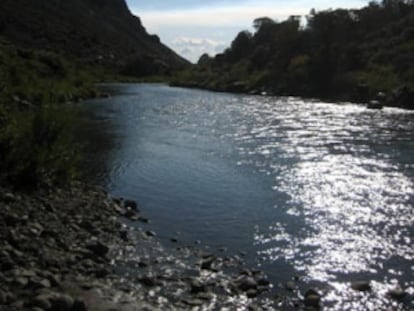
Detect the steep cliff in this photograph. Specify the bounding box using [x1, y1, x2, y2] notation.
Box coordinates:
[0, 0, 189, 76]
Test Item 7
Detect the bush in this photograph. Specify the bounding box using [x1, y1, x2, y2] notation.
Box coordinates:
[0, 105, 81, 189]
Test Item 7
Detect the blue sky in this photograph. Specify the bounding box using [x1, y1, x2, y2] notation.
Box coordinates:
[126, 0, 369, 62]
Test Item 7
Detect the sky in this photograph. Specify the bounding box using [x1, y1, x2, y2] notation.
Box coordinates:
[126, 0, 369, 63]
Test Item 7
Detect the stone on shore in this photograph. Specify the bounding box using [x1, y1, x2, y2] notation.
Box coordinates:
[387, 287, 407, 300]
[351, 281, 371, 292]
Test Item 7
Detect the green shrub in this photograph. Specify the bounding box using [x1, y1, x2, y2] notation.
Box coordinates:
[0, 105, 81, 189]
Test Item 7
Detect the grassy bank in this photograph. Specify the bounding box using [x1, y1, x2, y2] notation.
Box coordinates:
[0, 39, 102, 189]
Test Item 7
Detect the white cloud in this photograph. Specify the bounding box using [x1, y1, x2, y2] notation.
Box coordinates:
[170, 37, 227, 63]
[131, 0, 368, 62]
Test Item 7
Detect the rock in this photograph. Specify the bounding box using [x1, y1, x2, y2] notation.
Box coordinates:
[138, 260, 149, 268]
[182, 298, 204, 306]
[304, 295, 321, 308]
[2, 192, 17, 203]
[285, 281, 296, 291]
[32, 295, 52, 310]
[387, 287, 407, 300]
[44, 273, 61, 288]
[30, 223, 44, 235]
[1, 259, 15, 271]
[196, 292, 213, 301]
[119, 230, 129, 241]
[20, 269, 37, 278]
[124, 209, 139, 221]
[50, 294, 74, 311]
[304, 288, 320, 298]
[86, 241, 109, 258]
[139, 275, 158, 287]
[28, 277, 52, 289]
[80, 220, 95, 232]
[190, 278, 207, 294]
[200, 257, 215, 270]
[73, 299, 87, 311]
[0, 290, 7, 304]
[235, 276, 258, 292]
[138, 216, 149, 223]
[257, 277, 270, 286]
[13, 276, 29, 288]
[351, 281, 371, 292]
[112, 197, 122, 205]
[4, 213, 21, 226]
[94, 268, 110, 278]
[246, 289, 258, 298]
[124, 199, 138, 211]
[145, 231, 156, 237]
[9, 300, 25, 309]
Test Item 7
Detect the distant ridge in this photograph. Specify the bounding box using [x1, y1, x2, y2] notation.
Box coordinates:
[0, 0, 189, 76]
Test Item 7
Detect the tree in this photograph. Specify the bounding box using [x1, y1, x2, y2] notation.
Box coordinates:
[228, 31, 252, 62]
[253, 17, 275, 31]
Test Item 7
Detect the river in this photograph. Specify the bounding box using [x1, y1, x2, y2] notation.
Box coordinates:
[79, 83, 413, 310]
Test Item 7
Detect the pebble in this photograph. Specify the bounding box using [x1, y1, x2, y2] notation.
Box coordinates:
[304, 294, 321, 307]
[285, 281, 296, 291]
[119, 229, 129, 241]
[387, 287, 407, 300]
[138, 216, 149, 223]
[182, 298, 204, 306]
[13, 276, 29, 288]
[86, 241, 109, 258]
[0, 184, 287, 310]
[304, 288, 320, 298]
[124, 199, 138, 211]
[190, 278, 207, 294]
[237, 277, 258, 291]
[200, 257, 215, 270]
[0, 290, 7, 304]
[246, 289, 258, 298]
[351, 281, 371, 292]
[73, 298, 87, 311]
[32, 294, 53, 310]
[28, 277, 52, 289]
[139, 275, 158, 287]
[51, 293, 74, 311]
[145, 230, 156, 237]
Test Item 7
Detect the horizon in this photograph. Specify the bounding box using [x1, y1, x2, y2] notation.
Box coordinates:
[127, 0, 369, 62]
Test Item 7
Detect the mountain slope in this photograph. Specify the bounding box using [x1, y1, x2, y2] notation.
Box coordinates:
[0, 0, 189, 76]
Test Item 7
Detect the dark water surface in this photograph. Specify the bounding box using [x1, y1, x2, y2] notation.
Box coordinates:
[80, 83, 413, 310]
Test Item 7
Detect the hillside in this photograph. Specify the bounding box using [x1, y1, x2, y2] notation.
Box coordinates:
[173, 0, 414, 108]
[0, 0, 189, 76]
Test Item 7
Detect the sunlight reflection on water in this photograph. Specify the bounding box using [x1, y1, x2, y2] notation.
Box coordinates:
[236, 98, 414, 309]
[84, 85, 414, 310]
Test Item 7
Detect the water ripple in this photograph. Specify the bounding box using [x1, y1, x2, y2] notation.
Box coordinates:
[84, 85, 414, 309]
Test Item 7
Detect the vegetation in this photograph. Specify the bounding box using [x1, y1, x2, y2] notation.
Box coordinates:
[0, 39, 97, 189]
[0, 0, 192, 189]
[173, 0, 414, 107]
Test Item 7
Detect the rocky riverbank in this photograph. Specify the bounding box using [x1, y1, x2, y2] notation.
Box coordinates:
[0, 183, 311, 311]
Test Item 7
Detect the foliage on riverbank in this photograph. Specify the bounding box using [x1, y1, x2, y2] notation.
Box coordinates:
[0, 39, 100, 189]
[172, 0, 414, 105]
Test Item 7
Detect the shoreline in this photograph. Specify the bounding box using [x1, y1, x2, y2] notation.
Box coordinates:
[0, 182, 409, 310]
[0, 183, 306, 310]
[169, 81, 414, 111]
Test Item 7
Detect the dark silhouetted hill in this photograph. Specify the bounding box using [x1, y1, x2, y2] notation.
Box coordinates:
[0, 0, 189, 76]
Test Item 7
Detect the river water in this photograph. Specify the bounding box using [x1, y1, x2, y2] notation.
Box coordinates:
[80, 83, 413, 310]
